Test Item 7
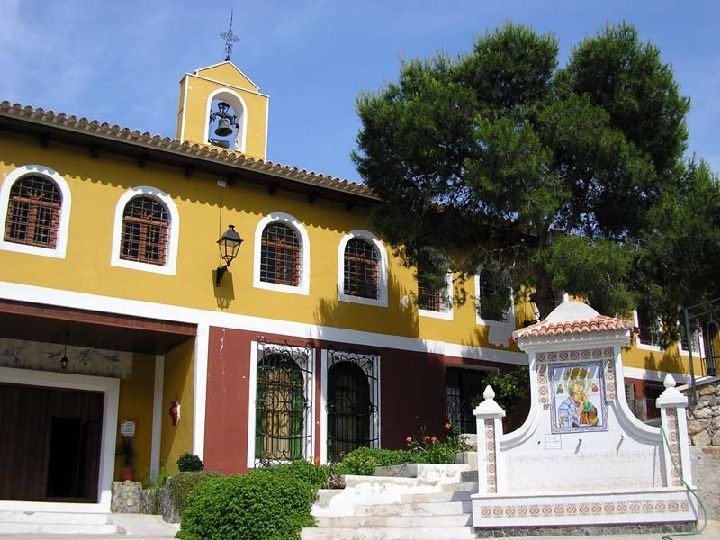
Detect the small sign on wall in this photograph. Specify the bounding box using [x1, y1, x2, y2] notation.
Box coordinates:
[120, 420, 136, 438]
[544, 434, 562, 450]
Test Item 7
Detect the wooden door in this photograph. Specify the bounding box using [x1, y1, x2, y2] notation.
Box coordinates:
[0, 383, 103, 502]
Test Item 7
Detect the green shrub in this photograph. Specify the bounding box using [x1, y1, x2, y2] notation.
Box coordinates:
[333, 447, 410, 476]
[177, 453, 204, 472]
[178, 465, 318, 540]
[258, 459, 330, 489]
[168, 471, 221, 516]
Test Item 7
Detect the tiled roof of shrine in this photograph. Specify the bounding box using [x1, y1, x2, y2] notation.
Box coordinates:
[514, 301, 633, 340]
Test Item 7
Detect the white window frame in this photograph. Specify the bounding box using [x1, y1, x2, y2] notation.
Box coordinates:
[0, 164, 71, 258]
[204, 88, 248, 153]
[319, 349, 381, 465]
[474, 270, 515, 327]
[419, 271, 454, 320]
[110, 186, 179, 275]
[246, 341, 315, 469]
[337, 230, 388, 307]
[253, 212, 310, 295]
[633, 310, 663, 352]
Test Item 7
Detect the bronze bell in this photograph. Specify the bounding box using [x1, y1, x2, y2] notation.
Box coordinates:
[215, 117, 233, 137]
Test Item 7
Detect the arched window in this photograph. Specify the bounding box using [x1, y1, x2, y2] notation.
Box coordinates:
[4, 175, 61, 248]
[0, 165, 71, 258]
[260, 222, 301, 286]
[119, 196, 169, 266]
[253, 212, 310, 295]
[337, 230, 388, 307]
[344, 238, 379, 299]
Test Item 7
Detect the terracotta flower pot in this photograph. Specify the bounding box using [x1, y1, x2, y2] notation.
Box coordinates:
[120, 466, 134, 482]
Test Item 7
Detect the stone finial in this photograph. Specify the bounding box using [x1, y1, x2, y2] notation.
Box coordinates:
[656, 374, 688, 409]
[474, 384, 506, 419]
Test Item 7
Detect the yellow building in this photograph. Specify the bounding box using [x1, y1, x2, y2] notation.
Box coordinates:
[0, 59, 709, 513]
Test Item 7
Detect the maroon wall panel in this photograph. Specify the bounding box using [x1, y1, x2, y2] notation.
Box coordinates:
[204, 327, 252, 474]
[379, 349, 446, 449]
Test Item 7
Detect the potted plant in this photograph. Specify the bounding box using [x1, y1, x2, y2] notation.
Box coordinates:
[116, 437, 135, 482]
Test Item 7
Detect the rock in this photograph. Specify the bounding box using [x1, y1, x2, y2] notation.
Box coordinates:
[698, 386, 716, 396]
[692, 431, 711, 446]
[688, 418, 710, 435]
[712, 417, 720, 429]
[693, 407, 713, 419]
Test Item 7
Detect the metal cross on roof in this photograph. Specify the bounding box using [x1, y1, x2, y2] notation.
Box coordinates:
[220, 9, 240, 61]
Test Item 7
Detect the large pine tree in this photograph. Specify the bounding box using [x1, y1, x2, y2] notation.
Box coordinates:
[353, 22, 719, 341]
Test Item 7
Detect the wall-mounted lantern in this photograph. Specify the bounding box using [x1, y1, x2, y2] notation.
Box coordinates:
[216, 224, 243, 286]
[59, 331, 69, 370]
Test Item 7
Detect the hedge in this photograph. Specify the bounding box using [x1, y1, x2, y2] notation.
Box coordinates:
[178, 461, 327, 540]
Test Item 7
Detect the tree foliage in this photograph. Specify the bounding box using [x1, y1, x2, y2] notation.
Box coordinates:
[354, 22, 717, 337]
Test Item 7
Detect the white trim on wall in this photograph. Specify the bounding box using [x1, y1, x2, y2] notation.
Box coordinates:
[0, 366, 119, 513]
[0, 164, 72, 259]
[203, 87, 249, 153]
[0, 280, 539, 367]
[319, 349, 328, 465]
[246, 341, 259, 470]
[252, 212, 310, 295]
[149, 355, 164, 483]
[337, 230, 389, 307]
[419, 272, 454, 320]
[193, 323, 209, 460]
[110, 185, 180, 276]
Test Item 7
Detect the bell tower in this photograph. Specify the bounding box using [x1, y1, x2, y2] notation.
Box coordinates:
[175, 61, 269, 159]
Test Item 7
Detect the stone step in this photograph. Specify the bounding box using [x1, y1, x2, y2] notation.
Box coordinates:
[400, 490, 474, 504]
[440, 481, 477, 492]
[353, 499, 473, 517]
[0, 511, 112, 525]
[314, 513, 473, 528]
[315, 489, 343, 507]
[0, 523, 120, 535]
[302, 526, 475, 539]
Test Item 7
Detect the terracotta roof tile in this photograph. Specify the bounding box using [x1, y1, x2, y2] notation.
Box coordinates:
[514, 314, 633, 340]
[0, 101, 379, 201]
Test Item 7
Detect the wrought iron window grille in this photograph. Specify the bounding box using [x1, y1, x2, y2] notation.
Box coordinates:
[326, 349, 380, 463]
[120, 196, 169, 266]
[260, 222, 301, 286]
[343, 238, 379, 299]
[255, 341, 313, 464]
[4, 176, 61, 248]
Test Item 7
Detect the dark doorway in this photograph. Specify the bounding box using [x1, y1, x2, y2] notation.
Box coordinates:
[445, 367, 486, 434]
[0, 383, 103, 502]
[327, 361, 373, 462]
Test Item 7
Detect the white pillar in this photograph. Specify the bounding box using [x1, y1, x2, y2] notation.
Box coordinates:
[473, 385, 506, 494]
[656, 374, 692, 487]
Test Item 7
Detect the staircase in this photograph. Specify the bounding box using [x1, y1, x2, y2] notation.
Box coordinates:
[0, 510, 122, 535]
[302, 463, 479, 540]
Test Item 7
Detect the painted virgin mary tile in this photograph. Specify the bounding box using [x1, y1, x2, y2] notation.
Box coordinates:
[550, 361, 608, 433]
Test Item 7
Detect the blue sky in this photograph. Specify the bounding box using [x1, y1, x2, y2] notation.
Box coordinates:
[1, 1, 718, 182]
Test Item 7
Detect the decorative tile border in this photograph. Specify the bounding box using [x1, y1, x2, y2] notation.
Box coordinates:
[666, 409, 682, 486]
[476, 499, 690, 520]
[485, 419, 497, 493]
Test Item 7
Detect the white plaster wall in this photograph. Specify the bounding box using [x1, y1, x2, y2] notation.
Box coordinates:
[501, 400, 664, 493]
